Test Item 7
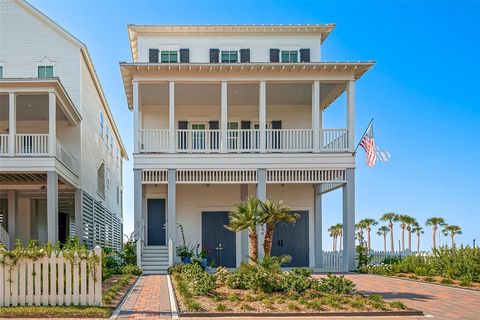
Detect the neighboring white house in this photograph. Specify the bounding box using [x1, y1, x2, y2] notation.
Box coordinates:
[0, 0, 127, 251]
[120, 24, 373, 273]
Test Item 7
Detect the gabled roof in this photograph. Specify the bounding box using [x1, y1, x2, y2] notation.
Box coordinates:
[127, 24, 335, 62]
[17, 0, 128, 160]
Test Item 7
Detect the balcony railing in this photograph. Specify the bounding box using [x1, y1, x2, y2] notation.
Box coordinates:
[56, 139, 79, 174]
[0, 134, 8, 155]
[138, 128, 350, 153]
[15, 134, 49, 155]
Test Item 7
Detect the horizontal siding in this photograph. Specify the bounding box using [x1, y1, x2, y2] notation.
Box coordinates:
[137, 35, 321, 63]
[0, 0, 81, 109]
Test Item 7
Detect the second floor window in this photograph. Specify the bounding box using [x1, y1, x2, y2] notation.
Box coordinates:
[97, 163, 105, 197]
[221, 51, 238, 63]
[0, 66, 3, 78]
[106, 168, 110, 189]
[161, 51, 178, 63]
[106, 126, 109, 145]
[281, 50, 298, 63]
[110, 136, 113, 152]
[99, 112, 104, 137]
[38, 66, 53, 78]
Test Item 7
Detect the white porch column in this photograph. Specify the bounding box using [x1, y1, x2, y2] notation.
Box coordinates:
[220, 81, 228, 152]
[7, 190, 17, 249]
[259, 81, 266, 153]
[312, 80, 321, 152]
[346, 80, 355, 152]
[133, 81, 139, 153]
[48, 92, 56, 156]
[314, 184, 323, 268]
[8, 93, 16, 156]
[256, 169, 267, 258]
[169, 82, 175, 153]
[342, 168, 355, 271]
[74, 188, 83, 243]
[167, 169, 176, 265]
[133, 169, 142, 241]
[47, 171, 58, 244]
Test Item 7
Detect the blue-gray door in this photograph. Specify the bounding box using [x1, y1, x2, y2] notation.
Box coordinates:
[202, 212, 236, 268]
[147, 199, 166, 246]
[271, 211, 309, 267]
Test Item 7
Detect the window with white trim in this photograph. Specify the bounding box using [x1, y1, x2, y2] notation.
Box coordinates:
[221, 51, 238, 63]
[0, 66, 3, 78]
[161, 51, 178, 63]
[105, 125, 109, 146]
[97, 163, 105, 197]
[38, 66, 53, 78]
[281, 50, 298, 63]
[99, 112, 104, 138]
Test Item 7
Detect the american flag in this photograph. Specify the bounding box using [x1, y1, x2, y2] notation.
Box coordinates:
[359, 122, 377, 167]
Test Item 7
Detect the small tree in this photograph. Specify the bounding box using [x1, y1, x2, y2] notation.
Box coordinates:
[260, 199, 299, 256]
[425, 217, 446, 250]
[225, 197, 263, 264]
[411, 223, 424, 252]
[377, 226, 390, 252]
[380, 213, 398, 252]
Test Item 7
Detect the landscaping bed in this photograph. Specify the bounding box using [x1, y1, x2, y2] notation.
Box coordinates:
[102, 274, 139, 307]
[358, 246, 480, 290]
[169, 259, 421, 316]
[0, 306, 113, 318]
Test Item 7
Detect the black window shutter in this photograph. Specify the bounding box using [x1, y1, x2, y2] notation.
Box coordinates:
[270, 49, 280, 62]
[208, 121, 220, 149]
[208, 121, 219, 129]
[271, 120, 282, 129]
[241, 121, 251, 129]
[240, 49, 250, 63]
[149, 49, 159, 63]
[178, 121, 188, 150]
[300, 49, 310, 62]
[179, 48, 190, 63]
[209, 49, 220, 63]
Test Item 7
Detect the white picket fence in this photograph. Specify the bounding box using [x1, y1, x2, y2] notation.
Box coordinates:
[0, 246, 102, 307]
[322, 250, 421, 270]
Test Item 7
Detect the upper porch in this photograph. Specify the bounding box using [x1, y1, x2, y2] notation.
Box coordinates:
[0, 78, 81, 181]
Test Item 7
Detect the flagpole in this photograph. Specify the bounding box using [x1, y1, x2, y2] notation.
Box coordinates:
[353, 118, 374, 155]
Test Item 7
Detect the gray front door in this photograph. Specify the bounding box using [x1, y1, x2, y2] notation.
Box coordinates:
[147, 199, 166, 245]
[271, 211, 309, 267]
[202, 212, 236, 268]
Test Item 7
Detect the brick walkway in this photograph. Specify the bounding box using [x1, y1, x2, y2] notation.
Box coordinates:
[115, 275, 172, 319]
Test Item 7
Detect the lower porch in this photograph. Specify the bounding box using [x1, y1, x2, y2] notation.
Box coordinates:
[134, 168, 356, 273]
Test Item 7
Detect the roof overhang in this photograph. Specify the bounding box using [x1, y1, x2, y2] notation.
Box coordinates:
[119, 61, 375, 110]
[127, 24, 336, 62]
[0, 78, 82, 126]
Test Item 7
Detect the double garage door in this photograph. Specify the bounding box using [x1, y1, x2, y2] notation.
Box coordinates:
[201, 211, 309, 268]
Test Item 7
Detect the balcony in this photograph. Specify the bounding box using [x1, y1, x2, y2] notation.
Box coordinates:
[139, 128, 348, 153]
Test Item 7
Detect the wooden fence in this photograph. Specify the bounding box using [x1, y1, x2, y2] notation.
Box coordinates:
[0, 246, 102, 307]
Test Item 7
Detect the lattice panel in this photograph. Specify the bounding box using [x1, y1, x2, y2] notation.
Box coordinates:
[81, 191, 94, 249]
[267, 169, 346, 184]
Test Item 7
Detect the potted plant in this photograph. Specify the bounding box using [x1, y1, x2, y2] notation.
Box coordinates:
[176, 224, 194, 263]
[199, 247, 210, 269]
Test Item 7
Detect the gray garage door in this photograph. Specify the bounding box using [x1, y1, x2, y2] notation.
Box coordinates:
[271, 211, 309, 267]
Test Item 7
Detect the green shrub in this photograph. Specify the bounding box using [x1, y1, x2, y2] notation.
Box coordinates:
[215, 303, 227, 311]
[441, 278, 453, 285]
[119, 233, 137, 266]
[280, 270, 311, 292]
[122, 264, 142, 276]
[390, 301, 407, 310]
[311, 274, 355, 294]
[171, 263, 215, 296]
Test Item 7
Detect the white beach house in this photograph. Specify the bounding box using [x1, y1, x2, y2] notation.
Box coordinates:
[0, 0, 127, 250]
[120, 24, 373, 273]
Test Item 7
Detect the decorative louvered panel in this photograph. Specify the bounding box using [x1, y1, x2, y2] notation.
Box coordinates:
[176, 170, 258, 184]
[267, 169, 346, 184]
[81, 191, 94, 249]
[69, 214, 76, 238]
[142, 170, 168, 184]
[104, 209, 113, 249]
[93, 201, 105, 247]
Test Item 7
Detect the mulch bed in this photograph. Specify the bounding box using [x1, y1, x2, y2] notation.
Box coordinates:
[389, 273, 480, 290]
[102, 274, 138, 308]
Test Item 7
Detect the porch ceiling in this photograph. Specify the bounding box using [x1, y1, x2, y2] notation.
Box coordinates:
[0, 94, 68, 121]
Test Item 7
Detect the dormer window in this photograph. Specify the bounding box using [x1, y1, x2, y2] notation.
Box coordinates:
[221, 51, 238, 63]
[38, 66, 53, 78]
[281, 50, 298, 63]
[161, 51, 178, 63]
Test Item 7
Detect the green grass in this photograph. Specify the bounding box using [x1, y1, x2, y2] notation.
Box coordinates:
[0, 306, 112, 318]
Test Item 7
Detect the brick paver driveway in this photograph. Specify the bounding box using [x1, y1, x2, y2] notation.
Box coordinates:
[115, 275, 172, 319]
[340, 274, 480, 320]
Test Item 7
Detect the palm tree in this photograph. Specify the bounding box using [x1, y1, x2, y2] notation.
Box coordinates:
[403, 215, 417, 251]
[397, 214, 413, 252]
[377, 226, 390, 252]
[358, 218, 378, 252]
[328, 224, 338, 251]
[380, 213, 398, 252]
[425, 217, 446, 250]
[335, 223, 343, 251]
[411, 223, 424, 252]
[225, 197, 263, 263]
[356, 220, 368, 247]
[442, 225, 462, 247]
[260, 199, 299, 256]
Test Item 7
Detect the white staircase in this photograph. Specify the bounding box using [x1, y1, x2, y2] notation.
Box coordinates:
[141, 246, 169, 274]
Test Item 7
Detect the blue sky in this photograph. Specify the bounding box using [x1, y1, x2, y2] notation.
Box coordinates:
[29, 0, 480, 251]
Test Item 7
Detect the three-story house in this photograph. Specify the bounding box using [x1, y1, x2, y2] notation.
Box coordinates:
[120, 24, 373, 273]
